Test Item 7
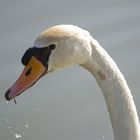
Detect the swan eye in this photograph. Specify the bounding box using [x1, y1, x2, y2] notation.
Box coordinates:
[48, 44, 56, 50]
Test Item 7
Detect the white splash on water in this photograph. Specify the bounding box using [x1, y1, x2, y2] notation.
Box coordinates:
[6, 119, 23, 139]
[5, 104, 31, 139]
[15, 133, 22, 139]
[5, 102, 40, 139]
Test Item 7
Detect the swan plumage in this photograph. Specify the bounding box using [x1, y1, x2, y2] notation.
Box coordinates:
[5, 25, 140, 140]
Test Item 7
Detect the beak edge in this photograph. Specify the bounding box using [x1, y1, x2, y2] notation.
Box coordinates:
[5, 89, 11, 101]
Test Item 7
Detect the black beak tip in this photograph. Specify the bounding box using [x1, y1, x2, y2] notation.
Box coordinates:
[5, 89, 11, 101]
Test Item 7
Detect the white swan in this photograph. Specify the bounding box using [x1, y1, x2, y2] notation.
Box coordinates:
[5, 25, 140, 140]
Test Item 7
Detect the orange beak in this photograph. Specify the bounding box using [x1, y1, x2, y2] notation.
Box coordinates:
[5, 56, 47, 101]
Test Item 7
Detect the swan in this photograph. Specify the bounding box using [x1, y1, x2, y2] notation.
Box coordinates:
[5, 25, 140, 140]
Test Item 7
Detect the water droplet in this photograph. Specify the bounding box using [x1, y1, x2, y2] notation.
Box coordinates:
[6, 101, 9, 104]
[15, 133, 22, 139]
[6, 118, 9, 122]
[25, 123, 30, 128]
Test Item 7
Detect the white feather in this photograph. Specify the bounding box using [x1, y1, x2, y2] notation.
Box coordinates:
[35, 25, 140, 140]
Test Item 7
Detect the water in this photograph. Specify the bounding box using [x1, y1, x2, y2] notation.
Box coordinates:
[6, 119, 23, 139]
[0, 0, 140, 140]
[4, 103, 31, 139]
[6, 117, 30, 139]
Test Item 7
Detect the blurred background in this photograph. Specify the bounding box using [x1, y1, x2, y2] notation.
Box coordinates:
[0, 0, 140, 140]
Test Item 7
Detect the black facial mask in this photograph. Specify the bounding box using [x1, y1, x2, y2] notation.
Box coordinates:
[21, 44, 56, 67]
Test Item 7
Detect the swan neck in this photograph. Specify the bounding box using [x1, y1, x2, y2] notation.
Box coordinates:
[82, 39, 140, 140]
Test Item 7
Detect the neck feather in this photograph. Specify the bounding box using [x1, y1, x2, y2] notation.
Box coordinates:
[81, 38, 140, 140]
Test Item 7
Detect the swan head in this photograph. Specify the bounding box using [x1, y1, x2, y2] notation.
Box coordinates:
[5, 25, 92, 101]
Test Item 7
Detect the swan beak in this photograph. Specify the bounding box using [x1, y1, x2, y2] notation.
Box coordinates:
[5, 56, 46, 101]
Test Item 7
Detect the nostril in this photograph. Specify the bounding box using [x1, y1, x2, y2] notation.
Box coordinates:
[5, 89, 11, 101]
[25, 67, 32, 76]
